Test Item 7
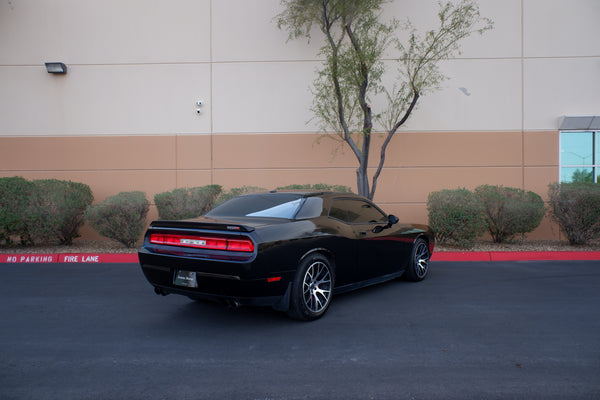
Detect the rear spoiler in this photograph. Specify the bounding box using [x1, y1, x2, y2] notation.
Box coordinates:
[149, 220, 255, 233]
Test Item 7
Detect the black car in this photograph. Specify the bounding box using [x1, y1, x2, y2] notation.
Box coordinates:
[138, 191, 434, 320]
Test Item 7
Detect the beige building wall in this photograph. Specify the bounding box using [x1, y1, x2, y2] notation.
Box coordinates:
[1, 0, 599, 240]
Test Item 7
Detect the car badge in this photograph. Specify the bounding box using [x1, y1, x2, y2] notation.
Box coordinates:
[179, 238, 206, 246]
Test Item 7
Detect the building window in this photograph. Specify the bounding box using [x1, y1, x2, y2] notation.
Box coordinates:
[559, 131, 599, 183]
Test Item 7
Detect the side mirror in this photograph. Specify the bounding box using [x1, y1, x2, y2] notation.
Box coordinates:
[372, 215, 399, 234]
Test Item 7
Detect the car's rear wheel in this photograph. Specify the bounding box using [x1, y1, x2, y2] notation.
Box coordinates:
[288, 253, 333, 321]
[404, 238, 430, 282]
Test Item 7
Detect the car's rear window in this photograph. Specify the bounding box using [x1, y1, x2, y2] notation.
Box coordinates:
[206, 193, 305, 219]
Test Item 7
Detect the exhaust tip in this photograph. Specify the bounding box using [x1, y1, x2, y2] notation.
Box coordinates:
[154, 287, 169, 296]
[223, 299, 240, 309]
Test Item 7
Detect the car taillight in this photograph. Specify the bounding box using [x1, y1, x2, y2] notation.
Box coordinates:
[149, 233, 254, 252]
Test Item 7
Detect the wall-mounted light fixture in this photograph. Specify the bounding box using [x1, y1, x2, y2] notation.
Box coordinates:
[45, 62, 67, 74]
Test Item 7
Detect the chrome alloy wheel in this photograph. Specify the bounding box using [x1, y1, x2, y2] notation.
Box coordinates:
[413, 240, 430, 278]
[302, 261, 332, 313]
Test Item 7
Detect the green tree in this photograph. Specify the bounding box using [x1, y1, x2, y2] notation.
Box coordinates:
[277, 0, 492, 199]
[570, 169, 594, 183]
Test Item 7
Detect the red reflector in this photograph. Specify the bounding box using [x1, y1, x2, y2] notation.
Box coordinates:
[267, 277, 281, 283]
[149, 233, 254, 252]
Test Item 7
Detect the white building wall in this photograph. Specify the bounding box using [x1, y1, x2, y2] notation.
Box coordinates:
[522, 0, 600, 130]
[0, 0, 212, 136]
[0, 0, 599, 135]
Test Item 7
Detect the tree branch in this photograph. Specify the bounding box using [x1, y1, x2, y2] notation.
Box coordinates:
[320, 5, 362, 161]
[370, 91, 420, 199]
[344, 18, 373, 196]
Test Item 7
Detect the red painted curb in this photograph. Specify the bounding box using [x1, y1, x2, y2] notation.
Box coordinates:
[431, 252, 492, 262]
[0, 254, 59, 263]
[431, 251, 600, 262]
[490, 251, 600, 261]
[2, 252, 600, 264]
[0, 253, 139, 264]
[59, 253, 140, 263]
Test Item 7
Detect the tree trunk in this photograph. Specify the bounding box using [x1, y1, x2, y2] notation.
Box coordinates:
[357, 128, 372, 199]
[356, 163, 369, 198]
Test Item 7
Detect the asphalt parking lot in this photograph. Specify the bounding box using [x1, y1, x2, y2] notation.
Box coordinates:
[1, 260, 599, 400]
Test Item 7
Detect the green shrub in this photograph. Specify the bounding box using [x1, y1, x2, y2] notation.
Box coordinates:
[215, 186, 267, 206]
[85, 191, 149, 248]
[427, 188, 487, 248]
[548, 182, 600, 245]
[474, 185, 545, 243]
[275, 183, 353, 193]
[26, 179, 93, 245]
[0, 176, 35, 245]
[154, 185, 222, 220]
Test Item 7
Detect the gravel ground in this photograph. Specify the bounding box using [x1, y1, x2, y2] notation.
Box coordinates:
[0, 240, 139, 254]
[1, 238, 600, 254]
[437, 239, 600, 252]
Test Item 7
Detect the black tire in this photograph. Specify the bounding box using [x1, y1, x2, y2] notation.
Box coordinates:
[287, 253, 334, 321]
[404, 238, 430, 282]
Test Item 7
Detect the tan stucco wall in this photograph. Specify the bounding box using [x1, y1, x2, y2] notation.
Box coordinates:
[0, 130, 560, 239]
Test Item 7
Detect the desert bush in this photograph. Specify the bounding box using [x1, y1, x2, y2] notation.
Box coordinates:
[85, 191, 149, 248]
[548, 182, 600, 245]
[26, 179, 93, 245]
[0, 176, 35, 245]
[154, 185, 222, 220]
[215, 186, 267, 206]
[474, 185, 545, 243]
[275, 183, 353, 193]
[427, 188, 487, 248]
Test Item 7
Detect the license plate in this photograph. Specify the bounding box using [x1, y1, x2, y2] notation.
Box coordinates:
[173, 270, 198, 288]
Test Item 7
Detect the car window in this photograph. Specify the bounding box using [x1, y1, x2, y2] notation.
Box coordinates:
[328, 200, 349, 221]
[247, 199, 303, 218]
[206, 193, 303, 219]
[294, 197, 324, 219]
[329, 199, 387, 224]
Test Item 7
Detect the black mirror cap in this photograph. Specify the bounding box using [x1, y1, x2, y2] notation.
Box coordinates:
[388, 215, 399, 225]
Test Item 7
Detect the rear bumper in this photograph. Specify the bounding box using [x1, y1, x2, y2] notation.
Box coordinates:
[153, 281, 292, 311]
[138, 249, 294, 310]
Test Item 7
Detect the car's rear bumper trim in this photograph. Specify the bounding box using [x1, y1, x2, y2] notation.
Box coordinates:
[194, 271, 241, 281]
